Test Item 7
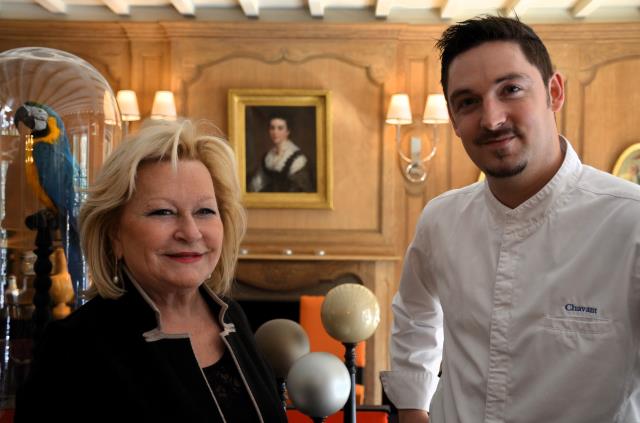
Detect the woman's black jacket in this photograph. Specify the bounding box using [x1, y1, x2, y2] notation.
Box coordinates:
[14, 278, 287, 423]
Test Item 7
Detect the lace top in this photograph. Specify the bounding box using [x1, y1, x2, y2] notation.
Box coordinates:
[202, 348, 261, 422]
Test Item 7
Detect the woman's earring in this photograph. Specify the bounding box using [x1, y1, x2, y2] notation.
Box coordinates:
[113, 257, 120, 284]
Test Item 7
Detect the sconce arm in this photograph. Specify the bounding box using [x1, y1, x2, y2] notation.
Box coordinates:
[394, 124, 440, 165]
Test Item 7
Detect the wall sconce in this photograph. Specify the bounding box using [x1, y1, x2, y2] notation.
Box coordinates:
[115, 89, 141, 136]
[386, 93, 449, 184]
[150, 90, 177, 121]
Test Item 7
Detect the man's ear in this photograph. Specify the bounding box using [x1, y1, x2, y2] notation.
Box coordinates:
[548, 72, 565, 112]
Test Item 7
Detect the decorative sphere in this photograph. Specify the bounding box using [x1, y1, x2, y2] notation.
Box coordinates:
[254, 319, 310, 378]
[286, 352, 350, 418]
[321, 283, 381, 343]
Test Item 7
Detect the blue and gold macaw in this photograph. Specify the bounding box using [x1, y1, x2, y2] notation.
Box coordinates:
[14, 102, 83, 298]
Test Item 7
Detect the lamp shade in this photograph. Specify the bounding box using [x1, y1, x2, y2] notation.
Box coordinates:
[150, 90, 177, 121]
[422, 94, 449, 124]
[116, 89, 140, 122]
[385, 93, 412, 125]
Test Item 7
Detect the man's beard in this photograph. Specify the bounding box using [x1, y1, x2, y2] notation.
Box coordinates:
[484, 161, 527, 178]
[474, 126, 526, 178]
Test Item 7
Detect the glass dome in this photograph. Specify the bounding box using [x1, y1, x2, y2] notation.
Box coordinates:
[0, 46, 122, 409]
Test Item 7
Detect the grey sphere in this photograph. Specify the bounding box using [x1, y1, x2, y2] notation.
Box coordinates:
[286, 352, 351, 418]
[254, 319, 310, 378]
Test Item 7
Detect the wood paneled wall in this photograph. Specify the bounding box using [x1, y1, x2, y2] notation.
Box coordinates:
[2, 19, 640, 403]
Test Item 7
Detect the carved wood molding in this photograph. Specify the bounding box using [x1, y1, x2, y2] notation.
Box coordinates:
[578, 53, 640, 86]
[235, 260, 369, 291]
[4, 20, 638, 44]
[534, 22, 640, 41]
[180, 46, 391, 96]
[0, 20, 128, 40]
[119, 22, 169, 41]
[160, 21, 408, 40]
[241, 226, 398, 252]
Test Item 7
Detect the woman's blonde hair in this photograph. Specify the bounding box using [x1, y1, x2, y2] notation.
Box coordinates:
[79, 119, 246, 299]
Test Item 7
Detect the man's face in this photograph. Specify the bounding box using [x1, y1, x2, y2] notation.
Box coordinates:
[446, 41, 564, 180]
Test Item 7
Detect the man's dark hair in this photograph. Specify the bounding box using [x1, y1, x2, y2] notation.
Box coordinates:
[436, 16, 554, 98]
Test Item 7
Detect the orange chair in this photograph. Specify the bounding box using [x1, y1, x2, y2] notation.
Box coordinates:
[299, 295, 366, 404]
[287, 408, 388, 423]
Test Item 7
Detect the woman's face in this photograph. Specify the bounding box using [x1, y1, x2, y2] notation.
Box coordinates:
[112, 159, 224, 295]
[269, 118, 290, 146]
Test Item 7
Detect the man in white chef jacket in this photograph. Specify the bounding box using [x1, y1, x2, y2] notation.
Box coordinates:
[381, 15, 640, 423]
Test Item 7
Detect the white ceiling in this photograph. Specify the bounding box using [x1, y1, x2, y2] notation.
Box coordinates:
[1, 0, 639, 22]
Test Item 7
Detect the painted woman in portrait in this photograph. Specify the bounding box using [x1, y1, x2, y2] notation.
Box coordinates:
[248, 114, 313, 193]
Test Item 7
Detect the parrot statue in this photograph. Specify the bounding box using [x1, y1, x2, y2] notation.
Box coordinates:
[14, 101, 84, 304]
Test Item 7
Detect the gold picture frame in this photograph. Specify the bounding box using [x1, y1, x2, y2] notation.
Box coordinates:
[612, 143, 640, 185]
[228, 89, 332, 209]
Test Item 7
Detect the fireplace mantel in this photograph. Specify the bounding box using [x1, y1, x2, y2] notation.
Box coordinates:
[235, 253, 400, 404]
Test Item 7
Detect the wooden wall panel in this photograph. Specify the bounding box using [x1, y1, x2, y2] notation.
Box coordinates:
[582, 57, 640, 171]
[162, 28, 401, 255]
[182, 56, 383, 231]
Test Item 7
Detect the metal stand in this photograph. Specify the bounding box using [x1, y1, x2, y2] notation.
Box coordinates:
[343, 342, 357, 423]
[25, 209, 56, 345]
[276, 376, 287, 411]
[312, 417, 327, 423]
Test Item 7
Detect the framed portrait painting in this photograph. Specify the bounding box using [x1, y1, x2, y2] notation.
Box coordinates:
[228, 89, 332, 209]
[612, 143, 640, 185]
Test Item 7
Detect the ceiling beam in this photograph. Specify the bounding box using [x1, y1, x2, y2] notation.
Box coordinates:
[503, 0, 533, 17]
[171, 0, 194, 15]
[34, 0, 66, 13]
[375, 0, 393, 18]
[239, 0, 259, 17]
[308, 0, 325, 17]
[572, 0, 604, 18]
[440, 0, 460, 20]
[103, 0, 129, 15]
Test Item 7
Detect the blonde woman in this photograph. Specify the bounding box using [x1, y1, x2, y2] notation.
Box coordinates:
[16, 119, 287, 423]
